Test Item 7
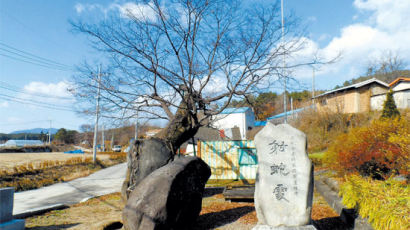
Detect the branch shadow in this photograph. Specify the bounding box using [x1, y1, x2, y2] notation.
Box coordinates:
[192, 206, 254, 229]
[26, 223, 79, 230]
[313, 217, 350, 230]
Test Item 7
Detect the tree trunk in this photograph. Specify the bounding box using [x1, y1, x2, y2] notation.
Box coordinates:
[122, 104, 200, 202]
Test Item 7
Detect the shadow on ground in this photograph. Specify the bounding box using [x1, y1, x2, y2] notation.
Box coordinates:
[203, 187, 225, 197]
[313, 217, 350, 230]
[192, 206, 254, 229]
[26, 223, 79, 230]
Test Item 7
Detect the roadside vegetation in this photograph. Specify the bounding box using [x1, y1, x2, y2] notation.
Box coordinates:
[295, 93, 409, 230]
[0, 152, 126, 192]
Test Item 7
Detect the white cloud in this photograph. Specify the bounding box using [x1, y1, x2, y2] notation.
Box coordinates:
[74, 1, 157, 21]
[291, 0, 410, 85]
[20, 81, 75, 105]
[74, 3, 85, 14]
[0, 101, 9, 108]
[114, 2, 157, 20]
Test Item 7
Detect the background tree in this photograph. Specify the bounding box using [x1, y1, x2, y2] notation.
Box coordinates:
[55, 128, 78, 144]
[381, 90, 400, 119]
[72, 0, 326, 153]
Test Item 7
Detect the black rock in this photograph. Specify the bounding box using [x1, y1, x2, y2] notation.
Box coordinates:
[122, 156, 211, 230]
[121, 138, 173, 202]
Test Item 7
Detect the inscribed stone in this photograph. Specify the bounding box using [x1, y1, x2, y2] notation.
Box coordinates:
[253, 123, 313, 227]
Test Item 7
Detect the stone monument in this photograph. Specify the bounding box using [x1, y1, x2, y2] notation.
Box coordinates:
[0, 187, 25, 230]
[253, 123, 315, 230]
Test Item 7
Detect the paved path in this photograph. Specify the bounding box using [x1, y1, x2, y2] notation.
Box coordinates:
[13, 163, 126, 217]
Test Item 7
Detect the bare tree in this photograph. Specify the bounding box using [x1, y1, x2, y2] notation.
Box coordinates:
[365, 50, 408, 83]
[71, 0, 321, 153]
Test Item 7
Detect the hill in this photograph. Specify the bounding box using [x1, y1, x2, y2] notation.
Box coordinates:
[9, 128, 59, 135]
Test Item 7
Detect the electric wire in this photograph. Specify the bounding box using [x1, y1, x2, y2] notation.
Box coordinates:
[0, 83, 74, 100]
[0, 42, 72, 68]
[0, 95, 75, 112]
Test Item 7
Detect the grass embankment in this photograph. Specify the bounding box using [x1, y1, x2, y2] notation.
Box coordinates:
[340, 175, 409, 230]
[0, 152, 126, 192]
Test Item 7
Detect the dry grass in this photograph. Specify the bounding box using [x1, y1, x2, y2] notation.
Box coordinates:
[0, 152, 110, 172]
[25, 187, 343, 230]
[0, 152, 126, 192]
[25, 193, 124, 230]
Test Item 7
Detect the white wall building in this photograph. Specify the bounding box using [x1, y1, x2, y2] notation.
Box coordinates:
[370, 77, 410, 110]
[211, 107, 255, 140]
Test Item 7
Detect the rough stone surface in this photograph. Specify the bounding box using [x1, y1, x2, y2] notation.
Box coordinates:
[254, 123, 313, 227]
[121, 138, 173, 201]
[0, 188, 14, 223]
[0, 219, 25, 230]
[122, 156, 211, 230]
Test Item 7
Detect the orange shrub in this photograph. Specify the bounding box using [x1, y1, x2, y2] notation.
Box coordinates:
[326, 118, 409, 179]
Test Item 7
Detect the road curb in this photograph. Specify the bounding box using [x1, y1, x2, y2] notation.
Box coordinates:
[314, 176, 373, 230]
[13, 204, 69, 219]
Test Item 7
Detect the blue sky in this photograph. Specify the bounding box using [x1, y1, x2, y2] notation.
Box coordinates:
[1, 0, 409, 133]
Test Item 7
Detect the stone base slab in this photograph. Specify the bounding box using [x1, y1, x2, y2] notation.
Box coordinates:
[0, 219, 25, 230]
[252, 224, 317, 230]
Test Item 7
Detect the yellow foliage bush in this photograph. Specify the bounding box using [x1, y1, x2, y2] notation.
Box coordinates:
[340, 174, 410, 230]
[325, 118, 409, 178]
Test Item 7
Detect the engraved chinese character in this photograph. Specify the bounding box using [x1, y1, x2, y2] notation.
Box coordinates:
[273, 184, 288, 202]
[268, 140, 288, 154]
[270, 163, 290, 176]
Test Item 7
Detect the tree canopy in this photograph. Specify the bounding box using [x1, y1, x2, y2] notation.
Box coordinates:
[72, 0, 325, 152]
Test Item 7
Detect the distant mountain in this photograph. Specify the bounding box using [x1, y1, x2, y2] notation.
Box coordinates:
[9, 128, 59, 135]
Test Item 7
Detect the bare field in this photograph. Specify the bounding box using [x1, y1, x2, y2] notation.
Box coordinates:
[0, 152, 110, 171]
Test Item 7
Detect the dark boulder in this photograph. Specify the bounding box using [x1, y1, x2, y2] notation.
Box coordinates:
[121, 138, 173, 202]
[122, 156, 211, 230]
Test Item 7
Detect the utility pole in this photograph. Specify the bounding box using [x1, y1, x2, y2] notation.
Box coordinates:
[134, 110, 138, 140]
[92, 65, 102, 163]
[281, 0, 287, 124]
[48, 120, 52, 145]
[111, 133, 114, 150]
[312, 67, 316, 105]
[290, 97, 294, 119]
[101, 124, 105, 152]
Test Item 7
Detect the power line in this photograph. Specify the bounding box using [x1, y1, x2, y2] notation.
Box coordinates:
[0, 119, 49, 126]
[0, 95, 75, 112]
[0, 42, 72, 69]
[0, 82, 73, 100]
[0, 48, 71, 71]
[0, 53, 71, 72]
[0, 42, 75, 72]
[0, 93, 73, 109]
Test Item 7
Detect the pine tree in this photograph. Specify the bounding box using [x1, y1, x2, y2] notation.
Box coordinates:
[381, 90, 400, 119]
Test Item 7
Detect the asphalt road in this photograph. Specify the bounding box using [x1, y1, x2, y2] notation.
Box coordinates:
[13, 162, 127, 217]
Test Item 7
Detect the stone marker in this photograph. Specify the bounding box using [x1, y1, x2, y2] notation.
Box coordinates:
[122, 156, 211, 230]
[0, 188, 25, 230]
[121, 138, 174, 202]
[253, 123, 314, 229]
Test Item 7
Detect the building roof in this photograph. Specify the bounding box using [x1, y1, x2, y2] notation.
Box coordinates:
[254, 121, 267, 127]
[219, 107, 251, 114]
[389, 77, 410, 87]
[314, 78, 389, 98]
[4, 140, 44, 146]
[267, 108, 306, 120]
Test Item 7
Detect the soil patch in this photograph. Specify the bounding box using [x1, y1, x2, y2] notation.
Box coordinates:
[25, 187, 346, 230]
